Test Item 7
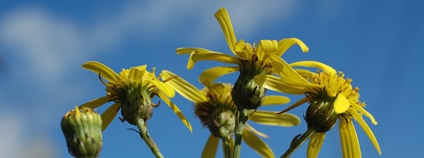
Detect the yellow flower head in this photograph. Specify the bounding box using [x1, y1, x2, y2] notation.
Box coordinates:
[79, 61, 192, 132]
[254, 57, 381, 157]
[161, 70, 300, 158]
[177, 7, 309, 110]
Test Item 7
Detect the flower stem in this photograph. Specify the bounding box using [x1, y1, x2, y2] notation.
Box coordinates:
[220, 134, 232, 158]
[233, 108, 248, 158]
[280, 128, 315, 158]
[136, 118, 164, 158]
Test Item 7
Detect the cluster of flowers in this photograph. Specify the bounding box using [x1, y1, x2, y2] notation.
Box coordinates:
[60, 7, 381, 158]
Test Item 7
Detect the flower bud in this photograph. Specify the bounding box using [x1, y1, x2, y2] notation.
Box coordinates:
[305, 94, 338, 133]
[207, 108, 236, 139]
[61, 106, 102, 158]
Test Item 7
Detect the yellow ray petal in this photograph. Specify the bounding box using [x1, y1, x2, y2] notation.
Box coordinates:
[339, 118, 361, 158]
[256, 40, 279, 61]
[248, 110, 300, 127]
[157, 92, 192, 132]
[80, 96, 110, 109]
[214, 8, 238, 56]
[307, 132, 326, 158]
[233, 40, 250, 59]
[245, 123, 269, 138]
[294, 69, 314, 79]
[202, 134, 219, 158]
[277, 38, 309, 56]
[243, 128, 274, 158]
[254, 74, 311, 95]
[262, 95, 291, 106]
[290, 61, 336, 75]
[334, 94, 350, 114]
[279, 97, 310, 114]
[199, 66, 239, 86]
[149, 79, 175, 98]
[161, 70, 207, 103]
[179, 48, 239, 69]
[268, 55, 310, 83]
[352, 112, 381, 155]
[351, 102, 378, 125]
[101, 103, 121, 131]
[82, 61, 122, 84]
[128, 65, 147, 81]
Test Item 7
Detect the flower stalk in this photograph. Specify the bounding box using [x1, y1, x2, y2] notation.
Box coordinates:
[280, 128, 315, 158]
[135, 118, 164, 158]
[233, 108, 248, 158]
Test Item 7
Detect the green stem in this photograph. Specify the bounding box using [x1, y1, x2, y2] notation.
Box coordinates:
[220, 131, 232, 158]
[233, 108, 248, 158]
[136, 118, 164, 158]
[280, 128, 315, 158]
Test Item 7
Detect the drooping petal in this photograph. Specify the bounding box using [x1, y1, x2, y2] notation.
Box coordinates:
[256, 40, 279, 61]
[80, 96, 110, 109]
[245, 123, 269, 138]
[161, 70, 207, 103]
[277, 38, 309, 56]
[352, 112, 381, 155]
[177, 48, 239, 69]
[248, 110, 300, 127]
[262, 95, 290, 106]
[339, 118, 361, 158]
[268, 55, 310, 83]
[254, 74, 312, 95]
[279, 97, 310, 114]
[101, 103, 121, 131]
[214, 8, 238, 56]
[290, 61, 336, 75]
[233, 40, 251, 59]
[199, 66, 239, 86]
[334, 94, 350, 114]
[294, 69, 314, 79]
[202, 135, 219, 158]
[82, 61, 122, 84]
[243, 128, 274, 158]
[157, 92, 193, 132]
[307, 132, 326, 158]
[150, 79, 175, 98]
[128, 65, 147, 81]
[351, 102, 378, 125]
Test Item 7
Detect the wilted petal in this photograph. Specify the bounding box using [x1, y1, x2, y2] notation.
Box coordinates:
[101, 103, 120, 131]
[339, 118, 361, 158]
[158, 92, 192, 132]
[243, 128, 274, 158]
[202, 135, 219, 158]
[161, 70, 207, 103]
[82, 61, 122, 84]
[307, 132, 325, 158]
[277, 38, 309, 56]
[262, 95, 290, 106]
[199, 66, 239, 86]
[248, 110, 300, 127]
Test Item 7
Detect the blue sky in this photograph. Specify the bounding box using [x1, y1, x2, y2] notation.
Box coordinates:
[0, 1, 423, 158]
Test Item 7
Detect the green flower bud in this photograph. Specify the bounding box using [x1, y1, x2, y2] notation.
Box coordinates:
[232, 57, 268, 110]
[120, 83, 154, 125]
[61, 106, 102, 158]
[207, 108, 236, 139]
[305, 89, 338, 133]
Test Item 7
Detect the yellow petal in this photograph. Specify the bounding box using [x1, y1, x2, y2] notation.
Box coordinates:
[268, 55, 310, 83]
[157, 92, 193, 132]
[101, 103, 121, 131]
[202, 135, 219, 158]
[351, 102, 378, 125]
[80, 96, 110, 109]
[248, 110, 300, 127]
[243, 128, 274, 158]
[277, 38, 309, 56]
[161, 70, 207, 103]
[254, 74, 311, 94]
[150, 79, 175, 98]
[177, 48, 239, 69]
[262, 95, 290, 106]
[334, 94, 350, 114]
[256, 40, 279, 61]
[352, 112, 381, 155]
[199, 66, 239, 86]
[233, 40, 250, 59]
[307, 132, 325, 158]
[339, 118, 361, 158]
[290, 61, 336, 75]
[245, 123, 269, 138]
[128, 65, 147, 81]
[214, 8, 238, 55]
[82, 61, 122, 84]
[294, 69, 314, 79]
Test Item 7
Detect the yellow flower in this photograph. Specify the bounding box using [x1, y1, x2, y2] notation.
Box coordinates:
[254, 56, 381, 157]
[161, 70, 300, 158]
[177, 7, 309, 110]
[79, 61, 192, 132]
